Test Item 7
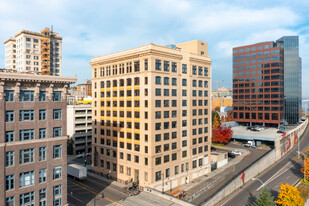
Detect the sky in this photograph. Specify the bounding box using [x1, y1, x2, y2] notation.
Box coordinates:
[0, 0, 309, 98]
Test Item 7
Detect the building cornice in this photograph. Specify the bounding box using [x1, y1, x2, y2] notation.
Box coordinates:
[3, 37, 16, 44]
[14, 30, 63, 40]
[0, 72, 76, 84]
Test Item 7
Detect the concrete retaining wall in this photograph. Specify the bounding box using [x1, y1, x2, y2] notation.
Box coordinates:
[202, 120, 308, 206]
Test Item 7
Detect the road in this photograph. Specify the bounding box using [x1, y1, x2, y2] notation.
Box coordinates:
[192, 143, 269, 205]
[68, 174, 128, 206]
[217, 126, 309, 206]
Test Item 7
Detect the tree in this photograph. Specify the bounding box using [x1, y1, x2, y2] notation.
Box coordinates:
[212, 125, 233, 144]
[215, 106, 220, 112]
[212, 111, 221, 128]
[301, 157, 309, 181]
[252, 187, 274, 206]
[275, 183, 304, 206]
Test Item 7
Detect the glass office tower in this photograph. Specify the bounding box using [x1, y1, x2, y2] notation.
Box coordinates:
[277, 36, 302, 124]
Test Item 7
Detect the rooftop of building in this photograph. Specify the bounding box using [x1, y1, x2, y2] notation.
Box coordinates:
[3, 28, 62, 44]
[0, 69, 76, 83]
[91, 40, 210, 63]
[232, 125, 280, 141]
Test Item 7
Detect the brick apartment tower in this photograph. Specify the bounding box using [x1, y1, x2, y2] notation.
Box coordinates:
[90, 40, 212, 191]
[0, 72, 76, 206]
[232, 36, 301, 126]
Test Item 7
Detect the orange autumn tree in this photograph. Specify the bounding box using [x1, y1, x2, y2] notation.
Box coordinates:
[301, 157, 309, 181]
[275, 183, 304, 206]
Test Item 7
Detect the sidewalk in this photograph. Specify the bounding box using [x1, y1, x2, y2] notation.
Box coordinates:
[171, 156, 243, 196]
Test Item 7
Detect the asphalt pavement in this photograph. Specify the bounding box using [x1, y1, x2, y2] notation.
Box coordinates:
[191, 143, 269, 205]
[217, 125, 309, 206]
[68, 174, 128, 206]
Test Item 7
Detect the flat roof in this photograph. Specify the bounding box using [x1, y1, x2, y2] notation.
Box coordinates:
[232, 126, 279, 141]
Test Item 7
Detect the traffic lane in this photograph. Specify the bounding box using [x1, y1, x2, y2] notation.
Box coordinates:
[85, 175, 128, 201]
[193, 147, 269, 204]
[219, 128, 309, 206]
[68, 178, 114, 206]
[220, 157, 303, 206]
[67, 176, 128, 206]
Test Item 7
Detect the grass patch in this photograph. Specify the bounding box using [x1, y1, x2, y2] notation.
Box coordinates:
[212, 143, 226, 147]
[297, 181, 309, 202]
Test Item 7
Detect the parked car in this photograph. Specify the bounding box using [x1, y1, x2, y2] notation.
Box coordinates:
[228, 152, 236, 158]
[211, 147, 217, 151]
[128, 187, 140, 196]
[277, 130, 285, 134]
[76, 153, 90, 158]
[244, 141, 254, 147]
[231, 150, 242, 155]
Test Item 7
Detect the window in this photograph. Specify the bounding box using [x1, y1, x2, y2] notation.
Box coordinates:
[40, 188, 47, 205]
[53, 145, 62, 159]
[20, 90, 34, 101]
[20, 192, 35, 206]
[39, 169, 47, 183]
[164, 77, 169, 85]
[5, 111, 14, 122]
[6, 196, 14, 206]
[53, 109, 62, 120]
[155, 60, 161, 71]
[39, 147, 46, 161]
[155, 171, 161, 181]
[6, 151, 14, 167]
[53, 91, 62, 101]
[172, 78, 177, 86]
[5, 90, 14, 102]
[175, 166, 179, 175]
[192, 65, 197, 75]
[6, 175, 14, 190]
[53, 127, 62, 137]
[53, 166, 62, 180]
[204, 67, 208, 76]
[155, 76, 161, 84]
[172, 62, 177, 72]
[20, 171, 35, 187]
[20, 110, 34, 121]
[5, 131, 14, 143]
[182, 79, 187, 86]
[155, 89, 161, 96]
[39, 91, 46, 101]
[39, 128, 46, 139]
[54, 185, 62, 206]
[20, 129, 34, 141]
[20, 148, 34, 164]
[39, 110, 46, 120]
[155, 157, 161, 165]
[164, 61, 169, 72]
[182, 64, 187, 74]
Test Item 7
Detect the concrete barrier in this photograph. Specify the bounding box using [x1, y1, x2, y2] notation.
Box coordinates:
[201, 120, 308, 206]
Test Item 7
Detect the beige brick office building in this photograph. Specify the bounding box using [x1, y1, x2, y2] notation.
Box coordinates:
[0, 70, 76, 206]
[90, 40, 212, 191]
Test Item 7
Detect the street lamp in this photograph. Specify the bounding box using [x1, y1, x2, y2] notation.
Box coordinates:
[297, 151, 307, 181]
[252, 177, 265, 188]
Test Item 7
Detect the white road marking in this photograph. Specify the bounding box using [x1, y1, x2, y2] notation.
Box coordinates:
[68, 193, 86, 204]
[256, 162, 295, 191]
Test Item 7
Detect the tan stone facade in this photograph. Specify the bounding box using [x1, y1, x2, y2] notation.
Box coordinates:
[90, 41, 212, 191]
[0, 71, 76, 206]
